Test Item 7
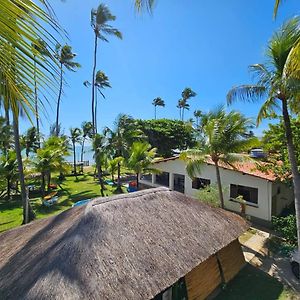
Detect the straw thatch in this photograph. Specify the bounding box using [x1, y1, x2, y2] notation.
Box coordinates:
[0, 187, 248, 300]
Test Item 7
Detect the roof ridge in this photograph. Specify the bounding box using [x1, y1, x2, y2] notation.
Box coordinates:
[91, 187, 170, 207]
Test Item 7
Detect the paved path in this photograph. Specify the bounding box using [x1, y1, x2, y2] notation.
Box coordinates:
[240, 228, 300, 294]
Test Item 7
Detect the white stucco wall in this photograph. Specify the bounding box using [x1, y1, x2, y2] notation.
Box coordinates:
[140, 159, 273, 221]
[271, 182, 294, 215]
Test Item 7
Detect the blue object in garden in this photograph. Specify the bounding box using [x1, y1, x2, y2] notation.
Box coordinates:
[72, 199, 91, 207]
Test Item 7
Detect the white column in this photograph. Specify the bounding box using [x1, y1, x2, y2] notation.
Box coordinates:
[169, 173, 174, 190]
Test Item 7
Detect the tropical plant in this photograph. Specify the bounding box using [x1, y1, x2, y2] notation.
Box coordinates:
[193, 110, 202, 127]
[152, 97, 165, 120]
[180, 107, 254, 208]
[0, 151, 18, 200]
[80, 121, 93, 163]
[134, 0, 155, 12]
[227, 18, 300, 249]
[177, 99, 189, 121]
[0, 117, 13, 158]
[90, 3, 122, 133]
[70, 128, 82, 176]
[181, 87, 196, 121]
[108, 157, 123, 183]
[21, 127, 39, 158]
[54, 44, 81, 137]
[0, 0, 61, 224]
[127, 141, 158, 189]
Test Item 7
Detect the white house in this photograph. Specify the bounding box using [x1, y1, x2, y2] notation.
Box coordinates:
[140, 156, 294, 224]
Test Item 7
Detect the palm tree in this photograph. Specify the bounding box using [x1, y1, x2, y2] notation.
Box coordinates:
[93, 133, 108, 196]
[108, 157, 123, 183]
[194, 110, 202, 127]
[152, 97, 165, 119]
[70, 128, 82, 176]
[80, 121, 93, 163]
[127, 141, 158, 189]
[107, 114, 144, 191]
[32, 39, 49, 147]
[0, 0, 60, 224]
[134, 0, 155, 12]
[181, 87, 196, 120]
[22, 127, 39, 158]
[90, 4, 122, 133]
[95, 71, 111, 132]
[180, 107, 254, 208]
[55, 44, 81, 137]
[227, 18, 300, 250]
[177, 99, 190, 121]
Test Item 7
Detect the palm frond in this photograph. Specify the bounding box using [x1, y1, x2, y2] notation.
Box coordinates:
[227, 85, 266, 105]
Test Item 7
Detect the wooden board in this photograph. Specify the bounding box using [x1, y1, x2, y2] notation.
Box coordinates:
[185, 255, 221, 300]
[218, 239, 246, 283]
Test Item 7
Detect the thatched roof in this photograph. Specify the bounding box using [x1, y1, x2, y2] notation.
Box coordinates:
[0, 188, 248, 300]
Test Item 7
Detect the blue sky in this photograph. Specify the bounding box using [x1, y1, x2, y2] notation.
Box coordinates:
[23, 0, 299, 136]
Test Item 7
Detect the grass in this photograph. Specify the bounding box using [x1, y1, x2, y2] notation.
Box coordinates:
[239, 228, 257, 244]
[215, 264, 298, 300]
[0, 172, 127, 233]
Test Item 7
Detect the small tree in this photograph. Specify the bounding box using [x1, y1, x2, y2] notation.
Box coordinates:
[70, 128, 82, 176]
[127, 141, 158, 189]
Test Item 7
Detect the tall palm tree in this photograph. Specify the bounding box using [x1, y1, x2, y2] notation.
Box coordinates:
[152, 97, 165, 119]
[32, 39, 49, 147]
[180, 107, 254, 208]
[90, 4, 122, 134]
[0, 0, 60, 224]
[80, 121, 93, 163]
[134, 0, 155, 12]
[22, 127, 39, 158]
[177, 99, 190, 121]
[55, 44, 81, 137]
[227, 18, 300, 250]
[70, 128, 82, 176]
[127, 141, 158, 189]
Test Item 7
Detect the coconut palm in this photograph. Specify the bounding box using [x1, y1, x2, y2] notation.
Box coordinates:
[70, 128, 82, 176]
[32, 39, 49, 147]
[194, 110, 202, 127]
[152, 97, 165, 119]
[180, 107, 254, 208]
[90, 4, 122, 133]
[134, 0, 155, 11]
[106, 114, 144, 191]
[108, 157, 123, 183]
[127, 141, 158, 189]
[55, 44, 81, 137]
[227, 18, 300, 249]
[21, 127, 39, 158]
[0, 0, 61, 224]
[177, 99, 190, 121]
[80, 121, 93, 163]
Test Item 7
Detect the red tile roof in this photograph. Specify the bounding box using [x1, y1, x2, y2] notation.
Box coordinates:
[154, 156, 277, 181]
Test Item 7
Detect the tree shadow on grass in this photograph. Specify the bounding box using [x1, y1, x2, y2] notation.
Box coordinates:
[215, 264, 284, 300]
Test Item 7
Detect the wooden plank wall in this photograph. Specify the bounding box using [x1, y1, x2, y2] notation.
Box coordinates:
[218, 239, 246, 283]
[185, 255, 221, 300]
[184, 239, 245, 299]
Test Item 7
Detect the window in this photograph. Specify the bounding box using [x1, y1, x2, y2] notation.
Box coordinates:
[156, 172, 170, 187]
[230, 184, 258, 205]
[153, 278, 187, 300]
[192, 177, 211, 190]
[141, 173, 152, 182]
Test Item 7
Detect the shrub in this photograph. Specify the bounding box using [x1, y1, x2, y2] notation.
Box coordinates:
[272, 215, 297, 246]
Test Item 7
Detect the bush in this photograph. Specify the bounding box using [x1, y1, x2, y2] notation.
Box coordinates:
[272, 215, 297, 246]
[197, 184, 227, 208]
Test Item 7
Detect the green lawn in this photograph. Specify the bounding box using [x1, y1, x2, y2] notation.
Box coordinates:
[0, 173, 127, 233]
[216, 264, 298, 300]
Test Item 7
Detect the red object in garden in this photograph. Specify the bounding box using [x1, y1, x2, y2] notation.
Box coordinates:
[129, 181, 137, 187]
[49, 184, 57, 189]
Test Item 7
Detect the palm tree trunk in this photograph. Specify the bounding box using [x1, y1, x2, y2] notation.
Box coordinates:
[41, 171, 45, 197]
[12, 111, 35, 224]
[282, 99, 300, 251]
[7, 177, 11, 201]
[73, 141, 77, 176]
[97, 163, 105, 197]
[182, 108, 185, 121]
[214, 161, 225, 209]
[95, 88, 98, 134]
[47, 171, 51, 191]
[55, 63, 63, 136]
[81, 138, 85, 162]
[154, 105, 157, 120]
[34, 58, 40, 148]
[136, 173, 139, 190]
[117, 162, 122, 192]
[91, 33, 98, 134]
